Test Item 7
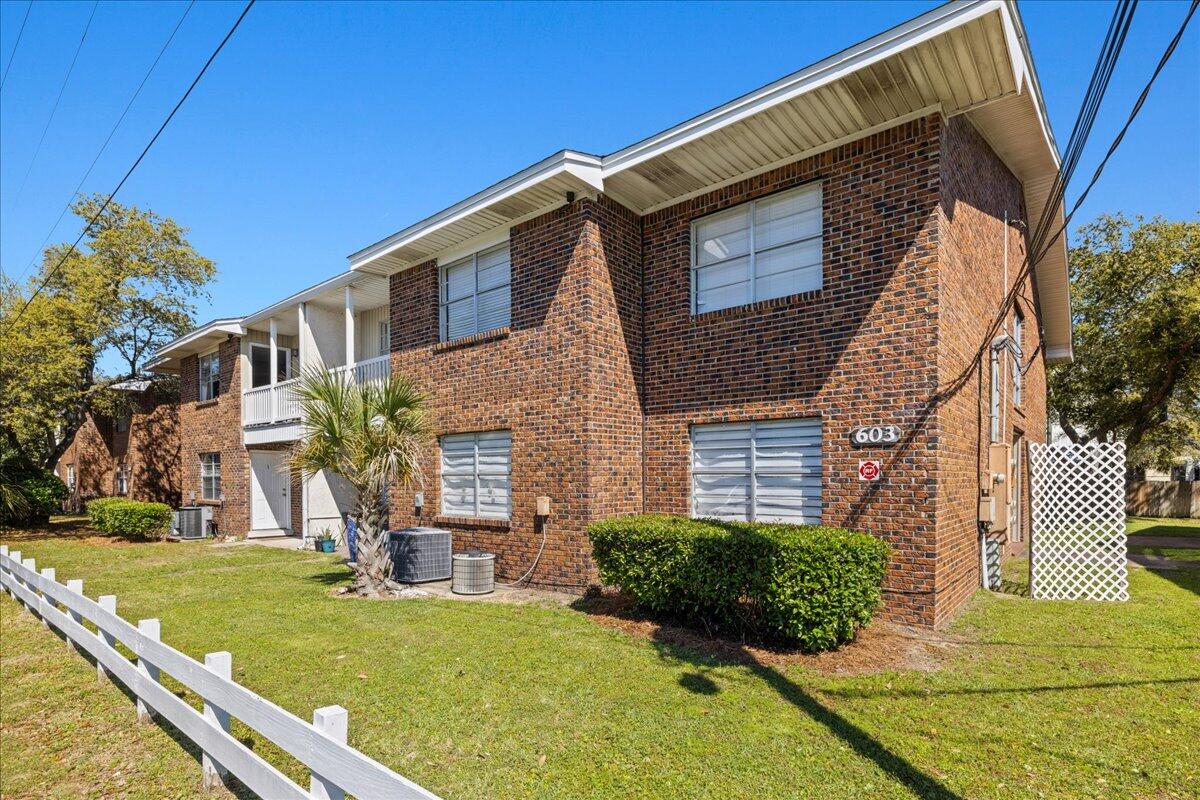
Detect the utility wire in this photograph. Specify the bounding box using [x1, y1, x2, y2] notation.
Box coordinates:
[7, 0, 196, 287]
[1, 0, 256, 335]
[0, 0, 34, 92]
[7, 0, 99, 208]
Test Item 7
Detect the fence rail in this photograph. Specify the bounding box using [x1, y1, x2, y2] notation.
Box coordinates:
[0, 546, 440, 800]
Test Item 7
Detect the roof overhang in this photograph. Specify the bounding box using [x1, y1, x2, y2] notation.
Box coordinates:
[347, 0, 1070, 361]
[348, 150, 603, 275]
[147, 318, 244, 374]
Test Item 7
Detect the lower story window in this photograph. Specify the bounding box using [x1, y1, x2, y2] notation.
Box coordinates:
[440, 430, 511, 519]
[691, 418, 822, 524]
[200, 453, 221, 501]
[116, 466, 128, 495]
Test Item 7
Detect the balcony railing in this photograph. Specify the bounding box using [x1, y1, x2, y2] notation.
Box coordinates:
[331, 354, 390, 386]
[242, 356, 390, 427]
[242, 378, 300, 427]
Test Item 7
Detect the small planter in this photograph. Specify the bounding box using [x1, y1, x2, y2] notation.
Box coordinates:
[316, 539, 336, 554]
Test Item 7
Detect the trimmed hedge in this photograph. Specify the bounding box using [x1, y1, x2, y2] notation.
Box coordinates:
[87, 498, 173, 539]
[588, 515, 890, 652]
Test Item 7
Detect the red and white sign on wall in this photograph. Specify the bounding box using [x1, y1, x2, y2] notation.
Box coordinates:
[858, 459, 881, 481]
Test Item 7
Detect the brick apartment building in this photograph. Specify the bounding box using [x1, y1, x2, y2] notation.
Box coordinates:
[144, 0, 1069, 625]
[56, 379, 181, 511]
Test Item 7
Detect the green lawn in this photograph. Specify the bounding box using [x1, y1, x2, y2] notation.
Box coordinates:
[1128, 545, 1200, 562]
[1127, 516, 1200, 538]
[2, 523, 1198, 800]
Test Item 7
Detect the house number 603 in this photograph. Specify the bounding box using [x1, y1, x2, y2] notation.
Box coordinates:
[851, 425, 901, 446]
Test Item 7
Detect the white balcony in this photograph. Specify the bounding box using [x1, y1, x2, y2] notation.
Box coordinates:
[242, 378, 301, 427]
[330, 354, 390, 386]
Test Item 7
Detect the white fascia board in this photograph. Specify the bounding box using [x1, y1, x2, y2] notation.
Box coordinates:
[1002, 0, 1060, 167]
[347, 150, 603, 270]
[601, 0, 1004, 177]
[151, 318, 244, 362]
[241, 270, 359, 327]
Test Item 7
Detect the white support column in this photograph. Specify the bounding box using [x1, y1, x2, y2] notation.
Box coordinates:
[344, 285, 355, 372]
[310, 705, 348, 800]
[298, 302, 308, 373]
[97, 595, 117, 684]
[269, 317, 279, 424]
[136, 618, 161, 723]
[202, 651, 233, 790]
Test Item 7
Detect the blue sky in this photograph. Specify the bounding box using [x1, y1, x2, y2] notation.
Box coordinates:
[2, 0, 1197, 360]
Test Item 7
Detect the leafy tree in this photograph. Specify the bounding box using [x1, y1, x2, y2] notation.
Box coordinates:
[290, 369, 430, 595]
[0, 195, 214, 468]
[1049, 213, 1200, 468]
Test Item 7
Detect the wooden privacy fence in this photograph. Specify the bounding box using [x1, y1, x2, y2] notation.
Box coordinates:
[0, 546, 441, 800]
[1125, 480, 1200, 518]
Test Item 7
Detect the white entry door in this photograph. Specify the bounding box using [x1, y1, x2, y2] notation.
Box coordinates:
[250, 450, 291, 532]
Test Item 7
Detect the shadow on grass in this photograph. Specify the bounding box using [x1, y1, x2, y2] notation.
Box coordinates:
[820, 675, 1200, 700]
[1, 516, 94, 542]
[304, 569, 352, 587]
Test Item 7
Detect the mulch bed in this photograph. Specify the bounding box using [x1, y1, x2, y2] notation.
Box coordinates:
[575, 589, 953, 674]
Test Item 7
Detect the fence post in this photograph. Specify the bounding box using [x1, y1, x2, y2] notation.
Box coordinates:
[38, 567, 55, 628]
[310, 705, 348, 800]
[9, 551, 22, 604]
[21, 558, 36, 616]
[96, 595, 117, 684]
[136, 619, 161, 723]
[0, 545, 7, 596]
[66, 579, 85, 655]
[202, 651, 232, 790]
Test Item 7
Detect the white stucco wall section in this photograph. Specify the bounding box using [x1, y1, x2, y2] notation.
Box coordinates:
[303, 305, 346, 370]
[305, 469, 355, 538]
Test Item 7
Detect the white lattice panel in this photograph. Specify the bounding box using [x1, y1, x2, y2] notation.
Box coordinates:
[1028, 442, 1128, 601]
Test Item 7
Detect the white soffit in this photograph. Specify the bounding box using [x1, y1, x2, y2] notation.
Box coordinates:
[349, 151, 603, 275]
[148, 318, 244, 373]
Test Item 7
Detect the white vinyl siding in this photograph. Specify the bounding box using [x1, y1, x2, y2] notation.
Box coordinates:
[691, 183, 822, 314]
[199, 351, 220, 401]
[440, 431, 511, 519]
[440, 243, 511, 341]
[200, 453, 221, 501]
[691, 419, 822, 524]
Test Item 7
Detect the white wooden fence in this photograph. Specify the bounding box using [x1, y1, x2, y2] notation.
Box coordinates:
[0, 546, 441, 800]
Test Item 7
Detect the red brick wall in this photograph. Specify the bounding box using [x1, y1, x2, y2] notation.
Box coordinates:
[640, 117, 944, 625]
[58, 385, 181, 509]
[179, 336, 249, 536]
[935, 116, 1047, 622]
[387, 196, 643, 588]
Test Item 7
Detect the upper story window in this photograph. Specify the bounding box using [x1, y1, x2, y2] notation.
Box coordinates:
[378, 320, 391, 354]
[692, 183, 822, 314]
[1011, 308, 1024, 406]
[440, 243, 511, 341]
[440, 430, 511, 519]
[199, 351, 221, 401]
[249, 344, 290, 389]
[200, 453, 221, 501]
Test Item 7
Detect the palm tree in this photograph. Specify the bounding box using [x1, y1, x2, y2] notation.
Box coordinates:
[290, 368, 430, 595]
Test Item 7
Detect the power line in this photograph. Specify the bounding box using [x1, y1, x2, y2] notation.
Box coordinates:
[7, 0, 196, 287]
[1, 0, 256, 335]
[7, 0, 99, 208]
[0, 0, 34, 92]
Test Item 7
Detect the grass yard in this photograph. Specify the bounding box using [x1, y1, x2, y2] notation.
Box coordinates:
[2, 521, 1198, 800]
[1127, 515, 1200, 538]
[1128, 545, 1200, 562]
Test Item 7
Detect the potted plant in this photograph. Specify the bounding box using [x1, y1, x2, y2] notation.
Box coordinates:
[315, 527, 336, 554]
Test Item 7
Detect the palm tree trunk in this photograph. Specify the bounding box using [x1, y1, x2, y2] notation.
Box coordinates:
[351, 488, 392, 595]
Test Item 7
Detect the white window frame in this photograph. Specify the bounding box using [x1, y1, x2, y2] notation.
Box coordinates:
[690, 418, 823, 524]
[198, 350, 221, 401]
[248, 343, 291, 388]
[378, 320, 391, 354]
[66, 464, 76, 491]
[115, 465, 128, 495]
[200, 453, 221, 502]
[690, 182, 823, 315]
[439, 242, 511, 341]
[440, 430, 512, 519]
[1011, 308, 1024, 407]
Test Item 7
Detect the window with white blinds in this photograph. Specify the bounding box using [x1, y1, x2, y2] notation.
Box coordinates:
[691, 418, 822, 524]
[440, 243, 511, 341]
[691, 183, 822, 314]
[440, 430, 512, 519]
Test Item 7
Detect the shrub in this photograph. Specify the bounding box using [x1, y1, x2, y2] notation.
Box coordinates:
[87, 498, 173, 539]
[588, 515, 890, 652]
[0, 450, 68, 526]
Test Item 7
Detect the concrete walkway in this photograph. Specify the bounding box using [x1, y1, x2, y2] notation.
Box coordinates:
[1127, 535, 1200, 549]
[1127, 535, 1200, 570]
